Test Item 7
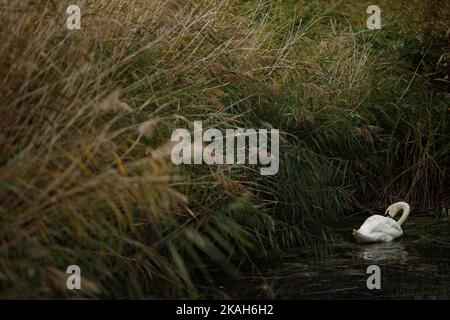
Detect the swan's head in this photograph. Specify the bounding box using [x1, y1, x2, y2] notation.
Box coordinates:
[385, 201, 411, 219]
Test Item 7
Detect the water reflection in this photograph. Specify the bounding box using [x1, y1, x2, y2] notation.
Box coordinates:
[357, 241, 408, 261]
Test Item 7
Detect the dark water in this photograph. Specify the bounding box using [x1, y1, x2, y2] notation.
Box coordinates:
[228, 216, 450, 299]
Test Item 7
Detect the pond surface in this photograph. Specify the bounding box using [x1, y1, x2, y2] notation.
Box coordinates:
[228, 215, 450, 299]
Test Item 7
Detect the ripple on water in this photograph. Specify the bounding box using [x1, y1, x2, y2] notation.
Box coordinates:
[357, 241, 409, 261]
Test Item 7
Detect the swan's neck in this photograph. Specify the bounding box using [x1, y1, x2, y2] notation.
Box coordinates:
[396, 203, 410, 226]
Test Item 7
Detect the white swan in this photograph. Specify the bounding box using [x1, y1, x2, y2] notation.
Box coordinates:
[353, 202, 410, 243]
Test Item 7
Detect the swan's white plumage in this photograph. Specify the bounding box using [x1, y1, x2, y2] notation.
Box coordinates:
[353, 202, 410, 243]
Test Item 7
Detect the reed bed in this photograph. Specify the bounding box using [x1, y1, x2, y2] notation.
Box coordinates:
[0, 0, 448, 298]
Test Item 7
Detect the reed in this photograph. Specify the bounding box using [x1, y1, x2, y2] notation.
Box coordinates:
[0, 0, 448, 298]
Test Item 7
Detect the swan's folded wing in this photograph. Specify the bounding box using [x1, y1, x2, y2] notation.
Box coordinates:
[359, 215, 402, 235]
[359, 215, 389, 234]
[371, 218, 403, 237]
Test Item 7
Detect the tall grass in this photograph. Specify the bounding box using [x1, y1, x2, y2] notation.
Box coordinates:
[0, 0, 448, 298]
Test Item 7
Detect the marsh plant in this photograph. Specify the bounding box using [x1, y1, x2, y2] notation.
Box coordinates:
[0, 0, 448, 298]
[170, 121, 280, 175]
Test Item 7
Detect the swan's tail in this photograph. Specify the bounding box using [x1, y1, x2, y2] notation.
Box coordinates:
[352, 229, 376, 243]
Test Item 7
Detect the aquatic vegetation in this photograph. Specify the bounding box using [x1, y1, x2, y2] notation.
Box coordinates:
[0, 0, 448, 298]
